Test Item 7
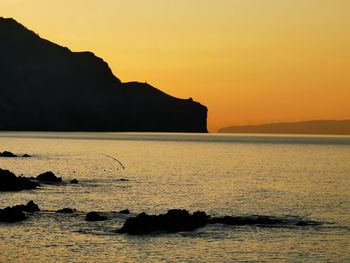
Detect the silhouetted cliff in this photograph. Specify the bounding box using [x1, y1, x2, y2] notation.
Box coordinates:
[0, 17, 207, 132]
[219, 119, 350, 135]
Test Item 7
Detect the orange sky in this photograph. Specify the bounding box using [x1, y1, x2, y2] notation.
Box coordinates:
[1, 0, 350, 131]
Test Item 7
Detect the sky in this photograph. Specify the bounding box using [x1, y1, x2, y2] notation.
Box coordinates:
[1, 0, 349, 131]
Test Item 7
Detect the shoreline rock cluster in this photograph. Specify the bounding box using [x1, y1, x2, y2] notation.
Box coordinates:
[0, 168, 78, 192]
[0, 151, 31, 158]
[0, 200, 40, 222]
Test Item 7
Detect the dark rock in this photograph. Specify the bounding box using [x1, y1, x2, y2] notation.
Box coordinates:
[0, 201, 39, 222]
[22, 154, 31, 157]
[0, 151, 17, 157]
[23, 200, 40, 212]
[118, 209, 130, 214]
[13, 200, 40, 213]
[0, 17, 207, 133]
[117, 209, 208, 235]
[70, 179, 78, 184]
[36, 171, 62, 182]
[56, 208, 75, 214]
[86, 211, 107, 221]
[117, 178, 129, 182]
[0, 168, 39, 191]
[0, 206, 26, 222]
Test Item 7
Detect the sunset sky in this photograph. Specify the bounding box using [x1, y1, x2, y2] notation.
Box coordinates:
[1, 0, 349, 131]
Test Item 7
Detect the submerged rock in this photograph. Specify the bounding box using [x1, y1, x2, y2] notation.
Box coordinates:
[22, 154, 31, 158]
[118, 209, 130, 214]
[209, 215, 283, 226]
[116, 209, 208, 235]
[56, 208, 75, 214]
[0, 151, 17, 157]
[0, 201, 39, 222]
[86, 212, 107, 221]
[36, 171, 62, 183]
[0, 168, 39, 191]
[70, 179, 79, 184]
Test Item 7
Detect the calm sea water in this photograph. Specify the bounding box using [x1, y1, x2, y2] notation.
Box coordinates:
[0, 132, 349, 262]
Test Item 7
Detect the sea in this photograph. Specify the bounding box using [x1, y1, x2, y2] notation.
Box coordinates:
[0, 132, 349, 262]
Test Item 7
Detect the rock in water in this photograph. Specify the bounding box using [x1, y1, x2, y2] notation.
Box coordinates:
[117, 209, 208, 235]
[118, 209, 130, 214]
[0, 168, 39, 191]
[86, 212, 107, 221]
[0, 201, 39, 222]
[0, 17, 207, 132]
[36, 171, 62, 182]
[56, 208, 75, 214]
[0, 151, 17, 157]
[13, 200, 40, 213]
[0, 206, 26, 222]
[70, 179, 79, 184]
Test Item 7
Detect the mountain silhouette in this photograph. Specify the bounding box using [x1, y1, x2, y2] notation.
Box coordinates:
[219, 119, 350, 135]
[0, 17, 207, 132]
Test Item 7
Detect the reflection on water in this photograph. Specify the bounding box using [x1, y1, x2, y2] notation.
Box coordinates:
[0, 133, 349, 262]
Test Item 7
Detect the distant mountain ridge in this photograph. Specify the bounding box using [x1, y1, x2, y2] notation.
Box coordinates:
[0, 17, 207, 132]
[219, 119, 350, 135]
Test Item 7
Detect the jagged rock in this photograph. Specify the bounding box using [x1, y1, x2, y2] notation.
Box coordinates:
[116, 209, 208, 235]
[0, 201, 39, 222]
[36, 171, 62, 182]
[118, 209, 130, 214]
[0, 206, 26, 222]
[13, 200, 40, 212]
[56, 208, 75, 214]
[85, 211, 107, 221]
[0, 168, 39, 191]
[70, 179, 78, 184]
[0, 151, 17, 157]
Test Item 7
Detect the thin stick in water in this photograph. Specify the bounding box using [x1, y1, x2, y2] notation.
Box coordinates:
[101, 153, 125, 170]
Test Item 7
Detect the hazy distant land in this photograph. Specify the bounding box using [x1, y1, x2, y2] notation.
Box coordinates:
[219, 119, 350, 135]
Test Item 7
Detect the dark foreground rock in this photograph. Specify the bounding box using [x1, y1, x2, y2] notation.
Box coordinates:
[0, 201, 40, 222]
[36, 171, 62, 183]
[86, 212, 108, 221]
[70, 179, 79, 184]
[56, 208, 75, 214]
[0, 168, 39, 191]
[116, 209, 208, 235]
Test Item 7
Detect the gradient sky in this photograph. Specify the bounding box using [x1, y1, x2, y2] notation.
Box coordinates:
[1, 0, 349, 131]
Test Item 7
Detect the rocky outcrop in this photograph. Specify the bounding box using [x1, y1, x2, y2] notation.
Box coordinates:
[36, 171, 62, 183]
[85, 212, 107, 221]
[0, 168, 39, 191]
[0, 201, 40, 222]
[116, 209, 208, 235]
[0, 17, 207, 132]
[0, 151, 31, 157]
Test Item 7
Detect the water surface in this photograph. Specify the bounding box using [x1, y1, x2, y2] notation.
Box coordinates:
[0, 133, 349, 262]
